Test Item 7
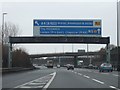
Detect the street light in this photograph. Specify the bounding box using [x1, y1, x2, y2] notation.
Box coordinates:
[117, 0, 119, 47]
[2, 12, 7, 66]
[117, 0, 120, 71]
[87, 44, 90, 64]
[2, 12, 7, 45]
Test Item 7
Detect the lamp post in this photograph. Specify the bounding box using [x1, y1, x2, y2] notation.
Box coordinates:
[117, 0, 119, 47]
[2, 12, 7, 66]
[2, 13, 7, 44]
[87, 44, 90, 64]
[117, 0, 120, 72]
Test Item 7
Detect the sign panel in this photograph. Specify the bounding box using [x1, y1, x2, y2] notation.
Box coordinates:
[33, 19, 101, 37]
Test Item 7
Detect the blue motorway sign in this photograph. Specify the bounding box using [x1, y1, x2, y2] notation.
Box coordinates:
[40, 27, 101, 35]
[33, 19, 101, 37]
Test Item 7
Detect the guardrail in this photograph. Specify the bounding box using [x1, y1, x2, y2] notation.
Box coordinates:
[2, 67, 37, 74]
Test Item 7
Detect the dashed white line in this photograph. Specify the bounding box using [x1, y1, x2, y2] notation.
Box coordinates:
[83, 75, 90, 78]
[109, 86, 117, 89]
[101, 73, 109, 75]
[92, 79, 104, 84]
[113, 74, 119, 77]
[74, 72, 77, 74]
[78, 73, 82, 75]
[71, 70, 119, 89]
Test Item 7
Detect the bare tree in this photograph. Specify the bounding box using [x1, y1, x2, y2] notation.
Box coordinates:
[1, 22, 33, 68]
[0, 22, 21, 67]
[1, 22, 20, 45]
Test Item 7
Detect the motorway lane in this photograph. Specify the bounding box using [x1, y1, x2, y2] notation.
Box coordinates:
[2, 67, 119, 89]
[48, 68, 119, 89]
[49, 68, 108, 88]
[73, 68, 119, 88]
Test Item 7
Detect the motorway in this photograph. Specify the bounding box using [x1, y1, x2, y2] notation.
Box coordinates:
[2, 66, 120, 90]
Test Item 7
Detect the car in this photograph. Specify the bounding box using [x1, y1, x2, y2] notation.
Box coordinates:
[57, 64, 60, 68]
[88, 64, 94, 69]
[67, 64, 74, 70]
[99, 63, 113, 72]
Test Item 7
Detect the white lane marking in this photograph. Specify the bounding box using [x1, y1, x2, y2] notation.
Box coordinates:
[20, 86, 43, 88]
[14, 72, 56, 88]
[35, 80, 46, 83]
[101, 73, 109, 75]
[20, 86, 31, 88]
[92, 79, 104, 84]
[28, 82, 46, 85]
[109, 86, 118, 89]
[43, 72, 56, 89]
[74, 72, 77, 74]
[15, 80, 41, 88]
[78, 73, 82, 75]
[113, 74, 119, 77]
[83, 75, 90, 78]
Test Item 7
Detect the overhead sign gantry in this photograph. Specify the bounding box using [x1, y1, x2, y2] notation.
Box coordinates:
[8, 19, 110, 68]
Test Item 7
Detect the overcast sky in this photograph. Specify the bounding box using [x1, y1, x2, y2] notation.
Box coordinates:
[1, 0, 118, 54]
